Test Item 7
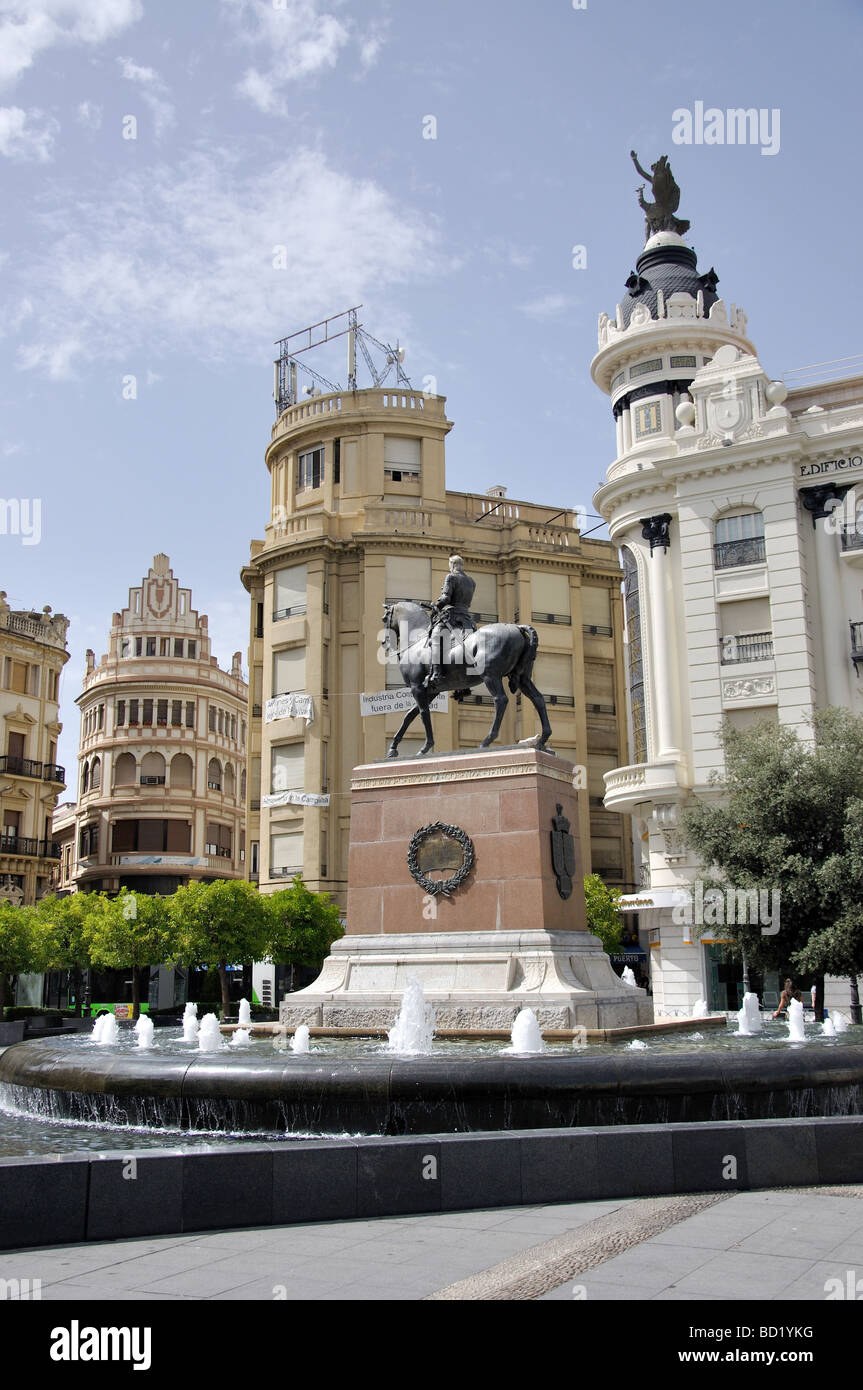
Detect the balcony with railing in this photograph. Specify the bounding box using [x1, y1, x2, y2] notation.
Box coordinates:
[0, 835, 62, 859]
[851, 622, 863, 670]
[0, 756, 65, 784]
[713, 537, 767, 569]
[719, 632, 774, 664]
[841, 529, 863, 554]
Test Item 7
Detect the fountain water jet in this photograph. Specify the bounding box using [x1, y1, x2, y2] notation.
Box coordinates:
[238, 999, 252, 1028]
[787, 998, 806, 1042]
[691, 998, 708, 1019]
[230, 1028, 251, 1046]
[621, 966, 637, 988]
[93, 1013, 119, 1046]
[502, 1008, 546, 1055]
[823, 1016, 837, 1038]
[198, 1014, 223, 1052]
[134, 1015, 155, 1049]
[182, 1003, 199, 1044]
[290, 1024, 311, 1054]
[834, 1013, 850, 1034]
[387, 977, 434, 1055]
[736, 993, 763, 1037]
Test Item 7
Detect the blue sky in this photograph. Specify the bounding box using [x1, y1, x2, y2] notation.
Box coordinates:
[1, 0, 861, 777]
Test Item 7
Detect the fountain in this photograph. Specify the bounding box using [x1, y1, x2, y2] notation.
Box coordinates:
[198, 1014, 223, 1053]
[621, 966, 637, 987]
[691, 998, 708, 1018]
[627, 1039, 648, 1050]
[237, 999, 252, 1027]
[787, 998, 806, 1042]
[736, 992, 763, 1036]
[502, 1008, 546, 1055]
[92, 1013, 119, 1046]
[290, 1023, 311, 1054]
[182, 1003, 199, 1044]
[834, 1013, 850, 1034]
[134, 1015, 155, 1049]
[387, 977, 435, 1055]
[823, 1016, 836, 1038]
[230, 1028, 251, 1047]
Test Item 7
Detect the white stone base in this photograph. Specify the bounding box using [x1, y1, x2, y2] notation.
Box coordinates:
[279, 930, 653, 1030]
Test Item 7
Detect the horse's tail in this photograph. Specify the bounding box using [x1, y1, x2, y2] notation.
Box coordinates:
[509, 625, 538, 694]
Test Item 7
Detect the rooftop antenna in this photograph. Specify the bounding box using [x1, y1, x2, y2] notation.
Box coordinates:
[273, 305, 413, 416]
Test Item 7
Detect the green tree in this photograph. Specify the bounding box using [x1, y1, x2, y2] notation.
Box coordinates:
[583, 873, 624, 957]
[85, 891, 176, 1021]
[265, 876, 344, 992]
[681, 709, 863, 1021]
[33, 893, 94, 1017]
[170, 879, 269, 1017]
[0, 903, 42, 1018]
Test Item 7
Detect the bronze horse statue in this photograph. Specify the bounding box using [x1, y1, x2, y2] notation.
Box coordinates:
[381, 600, 552, 758]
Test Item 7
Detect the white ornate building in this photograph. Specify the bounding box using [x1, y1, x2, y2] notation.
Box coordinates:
[592, 209, 863, 1016]
[61, 555, 248, 897]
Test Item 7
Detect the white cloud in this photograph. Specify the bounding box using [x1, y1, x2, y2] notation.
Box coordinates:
[517, 293, 574, 320]
[7, 146, 442, 378]
[222, 0, 381, 114]
[76, 99, 102, 129]
[0, 106, 58, 161]
[0, 0, 142, 89]
[117, 55, 175, 139]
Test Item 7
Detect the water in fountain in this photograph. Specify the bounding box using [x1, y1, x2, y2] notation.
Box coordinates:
[834, 1012, 850, 1034]
[627, 1039, 648, 1050]
[230, 1028, 251, 1047]
[290, 1024, 311, 1054]
[502, 1008, 546, 1055]
[620, 966, 637, 987]
[182, 1003, 199, 1044]
[787, 998, 806, 1042]
[691, 998, 708, 1018]
[238, 999, 252, 1027]
[736, 992, 763, 1036]
[387, 976, 435, 1054]
[822, 1016, 836, 1038]
[93, 1013, 119, 1046]
[198, 1014, 223, 1052]
[134, 1015, 155, 1049]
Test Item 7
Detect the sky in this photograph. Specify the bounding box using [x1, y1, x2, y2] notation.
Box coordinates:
[2, 0, 862, 778]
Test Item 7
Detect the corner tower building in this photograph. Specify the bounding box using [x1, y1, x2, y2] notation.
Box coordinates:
[593, 161, 863, 1015]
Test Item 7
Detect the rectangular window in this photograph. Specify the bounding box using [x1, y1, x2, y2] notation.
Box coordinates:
[174, 639, 184, 658]
[171, 700, 182, 726]
[138, 819, 163, 852]
[633, 400, 662, 438]
[142, 699, 153, 724]
[582, 586, 613, 635]
[271, 831, 303, 879]
[272, 647, 306, 696]
[146, 637, 156, 656]
[185, 702, 195, 728]
[160, 638, 169, 656]
[116, 700, 126, 726]
[129, 699, 139, 724]
[255, 602, 264, 638]
[112, 821, 136, 852]
[10, 661, 27, 695]
[166, 821, 191, 853]
[383, 436, 421, 479]
[135, 637, 143, 656]
[333, 438, 341, 485]
[7, 732, 25, 759]
[157, 699, 168, 726]
[187, 641, 196, 659]
[273, 564, 307, 620]
[272, 743, 305, 793]
[297, 446, 324, 491]
[531, 571, 571, 624]
[471, 572, 498, 622]
[534, 652, 575, 705]
[385, 555, 431, 603]
[98, 704, 104, 729]
[209, 707, 216, 732]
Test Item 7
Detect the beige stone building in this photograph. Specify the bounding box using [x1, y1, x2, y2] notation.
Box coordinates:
[65, 555, 248, 896]
[242, 387, 632, 916]
[0, 594, 69, 905]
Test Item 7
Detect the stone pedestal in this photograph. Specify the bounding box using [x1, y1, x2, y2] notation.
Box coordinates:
[281, 747, 651, 1029]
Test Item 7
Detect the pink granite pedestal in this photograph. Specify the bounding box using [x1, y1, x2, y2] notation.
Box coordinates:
[281, 747, 652, 1029]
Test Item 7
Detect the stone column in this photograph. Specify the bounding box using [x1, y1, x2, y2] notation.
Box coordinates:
[640, 514, 678, 761]
[800, 484, 852, 709]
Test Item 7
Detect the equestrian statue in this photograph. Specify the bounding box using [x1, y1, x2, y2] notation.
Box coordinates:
[381, 554, 552, 758]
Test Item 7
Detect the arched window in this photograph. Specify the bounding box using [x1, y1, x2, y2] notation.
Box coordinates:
[224, 764, 236, 797]
[208, 758, 222, 791]
[241, 768, 247, 802]
[114, 751, 136, 786]
[140, 751, 166, 786]
[82, 760, 90, 794]
[714, 511, 765, 569]
[90, 756, 101, 790]
[170, 752, 193, 789]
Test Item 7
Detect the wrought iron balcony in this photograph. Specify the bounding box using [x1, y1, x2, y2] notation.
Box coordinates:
[0, 835, 61, 859]
[272, 604, 307, 622]
[719, 632, 774, 665]
[851, 622, 863, 670]
[713, 537, 766, 569]
[841, 529, 863, 553]
[0, 756, 43, 779]
[43, 763, 65, 784]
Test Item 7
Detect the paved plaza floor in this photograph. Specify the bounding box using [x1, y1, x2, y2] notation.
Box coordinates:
[1, 1185, 862, 1301]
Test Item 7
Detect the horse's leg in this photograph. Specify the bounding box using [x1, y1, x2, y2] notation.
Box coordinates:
[413, 687, 435, 755]
[479, 674, 508, 749]
[520, 676, 552, 749]
[387, 705, 421, 759]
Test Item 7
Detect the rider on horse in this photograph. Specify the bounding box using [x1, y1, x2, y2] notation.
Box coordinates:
[422, 555, 476, 690]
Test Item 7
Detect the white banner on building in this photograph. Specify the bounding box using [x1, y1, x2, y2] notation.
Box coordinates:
[360, 689, 449, 716]
[265, 693, 315, 725]
[119, 855, 210, 866]
[261, 790, 330, 809]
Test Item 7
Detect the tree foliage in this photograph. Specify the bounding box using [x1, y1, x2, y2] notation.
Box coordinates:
[265, 876, 345, 969]
[0, 903, 42, 1016]
[85, 891, 177, 1020]
[583, 873, 624, 956]
[170, 879, 270, 1016]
